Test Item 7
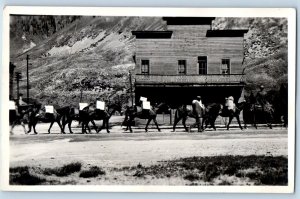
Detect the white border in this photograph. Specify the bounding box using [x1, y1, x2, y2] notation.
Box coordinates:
[1, 6, 296, 193]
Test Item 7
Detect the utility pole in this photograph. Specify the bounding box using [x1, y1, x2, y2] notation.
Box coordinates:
[129, 71, 134, 106]
[26, 55, 30, 103]
[14, 72, 22, 100]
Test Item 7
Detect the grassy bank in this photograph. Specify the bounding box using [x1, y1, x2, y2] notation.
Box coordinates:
[10, 155, 287, 186]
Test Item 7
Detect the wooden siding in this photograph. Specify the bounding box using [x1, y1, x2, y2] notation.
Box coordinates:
[135, 74, 244, 85]
[134, 25, 245, 76]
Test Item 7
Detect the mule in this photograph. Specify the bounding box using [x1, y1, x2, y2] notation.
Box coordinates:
[80, 103, 122, 134]
[243, 92, 274, 129]
[123, 103, 167, 133]
[57, 106, 81, 134]
[217, 101, 246, 130]
[9, 105, 30, 135]
[245, 103, 274, 129]
[27, 105, 64, 134]
[172, 103, 221, 132]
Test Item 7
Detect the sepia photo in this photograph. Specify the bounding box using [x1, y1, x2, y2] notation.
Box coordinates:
[0, 7, 296, 192]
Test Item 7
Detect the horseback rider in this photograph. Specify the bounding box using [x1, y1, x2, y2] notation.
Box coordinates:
[254, 85, 273, 128]
[225, 96, 236, 113]
[190, 96, 205, 132]
[256, 85, 267, 109]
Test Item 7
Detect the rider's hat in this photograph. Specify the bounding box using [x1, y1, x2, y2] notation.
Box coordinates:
[228, 96, 234, 101]
[196, 96, 201, 100]
[260, 85, 264, 89]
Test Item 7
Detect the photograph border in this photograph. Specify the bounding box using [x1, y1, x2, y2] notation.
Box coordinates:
[1, 6, 296, 193]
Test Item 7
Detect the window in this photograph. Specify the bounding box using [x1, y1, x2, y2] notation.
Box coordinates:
[198, 56, 207, 75]
[178, 60, 186, 74]
[141, 60, 149, 74]
[221, 59, 230, 74]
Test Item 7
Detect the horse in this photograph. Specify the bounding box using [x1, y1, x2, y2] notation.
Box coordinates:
[27, 105, 64, 134]
[243, 93, 274, 129]
[57, 106, 81, 134]
[123, 102, 168, 133]
[9, 104, 30, 135]
[172, 103, 225, 132]
[172, 104, 206, 132]
[80, 103, 122, 134]
[216, 101, 246, 130]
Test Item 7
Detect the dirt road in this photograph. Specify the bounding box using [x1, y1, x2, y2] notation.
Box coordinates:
[9, 120, 288, 169]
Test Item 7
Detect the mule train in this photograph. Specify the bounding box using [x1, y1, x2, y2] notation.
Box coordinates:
[9, 89, 286, 135]
[9, 100, 123, 135]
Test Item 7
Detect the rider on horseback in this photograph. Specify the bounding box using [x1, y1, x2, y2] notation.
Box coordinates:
[256, 85, 267, 109]
[255, 85, 273, 128]
[224, 96, 236, 113]
[190, 96, 205, 132]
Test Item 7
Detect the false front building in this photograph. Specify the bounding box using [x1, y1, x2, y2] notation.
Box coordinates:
[132, 17, 248, 107]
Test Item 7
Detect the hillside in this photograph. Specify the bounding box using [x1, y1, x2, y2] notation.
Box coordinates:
[9, 16, 288, 107]
[10, 16, 166, 107]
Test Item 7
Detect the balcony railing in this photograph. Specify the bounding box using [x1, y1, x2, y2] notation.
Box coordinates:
[135, 74, 244, 85]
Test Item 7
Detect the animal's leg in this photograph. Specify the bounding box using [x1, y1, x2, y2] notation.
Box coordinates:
[153, 118, 161, 132]
[61, 116, 66, 133]
[68, 120, 73, 134]
[182, 117, 189, 132]
[81, 121, 86, 134]
[253, 111, 257, 129]
[90, 120, 98, 133]
[172, 116, 181, 132]
[27, 122, 32, 134]
[57, 120, 65, 134]
[128, 119, 133, 133]
[198, 118, 203, 132]
[98, 122, 103, 133]
[86, 121, 91, 134]
[236, 116, 243, 130]
[21, 122, 27, 134]
[105, 119, 110, 133]
[10, 123, 15, 135]
[226, 116, 233, 130]
[190, 116, 200, 133]
[48, 121, 54, 134]
[212, 118, 217, 131]
[33, 121, 38, 134]
[145, 118, 152, 132]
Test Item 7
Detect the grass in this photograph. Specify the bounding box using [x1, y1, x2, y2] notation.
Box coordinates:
[119, 155, 288, 185]
[43, 162, 82, 177]
[79, 166, 106, 178]
[9, 155, 288, 185]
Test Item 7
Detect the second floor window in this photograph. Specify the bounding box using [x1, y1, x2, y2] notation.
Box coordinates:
[141, 60, 149, 74]
[178, 60, 186, 74]
[221, 59, 230, 74]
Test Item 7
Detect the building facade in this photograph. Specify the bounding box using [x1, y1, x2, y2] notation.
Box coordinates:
[132, 17, 248, 107]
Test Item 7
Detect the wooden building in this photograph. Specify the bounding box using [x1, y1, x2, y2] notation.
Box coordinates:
[132, 17, 248, 107]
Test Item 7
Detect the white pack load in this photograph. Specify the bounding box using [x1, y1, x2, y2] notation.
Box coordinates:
[140, 96, 147, 102]
[9, 100, 16, 110]
[79, 103, 89, 110]
[142, 101, 151, 110]
[74, 108, 79, 115]
[96, 101, 105, 110]
[45, 105, 54, 113]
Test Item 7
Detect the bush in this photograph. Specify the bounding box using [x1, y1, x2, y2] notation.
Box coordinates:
[183, 173, 201, 181]
[10, 166, 46, 185]
[79, 166, 106, 178]
[43, 162, 82, 177]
